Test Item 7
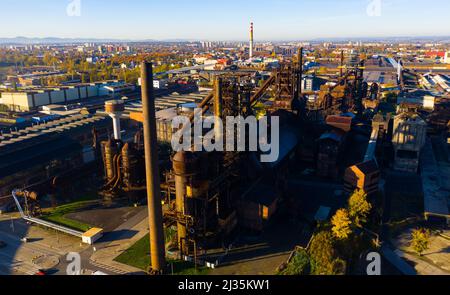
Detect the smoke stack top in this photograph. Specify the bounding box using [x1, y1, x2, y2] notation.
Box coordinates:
[249, 22, 254, 59]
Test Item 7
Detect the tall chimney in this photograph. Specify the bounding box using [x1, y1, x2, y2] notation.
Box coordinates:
[249, 22, 254, 60]
[214, 77, 223, 142]
[141, 62, 166, 273]
[298, 47, 303, 96]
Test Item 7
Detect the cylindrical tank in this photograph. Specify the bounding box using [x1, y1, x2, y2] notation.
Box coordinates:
[105, 99, 125, 114]
[121, 143, 139, 189]
[102, 140, 118, 182]
[172, 151, 200, 252]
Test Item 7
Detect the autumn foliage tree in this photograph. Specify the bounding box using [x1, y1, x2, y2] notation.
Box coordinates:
[348, 189, 372, 228]
[331, 209, 353, 240]
[308, 231, 337, 275]
[411, 228, 431, 256]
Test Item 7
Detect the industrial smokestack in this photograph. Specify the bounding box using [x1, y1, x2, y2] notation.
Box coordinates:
[214, 77, 223, 142]
[249, 22, 254, 60]
[141, 62, 166, 273]
[298, 47, 303, 97]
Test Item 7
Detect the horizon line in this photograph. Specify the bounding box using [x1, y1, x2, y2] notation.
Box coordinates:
[0, 34, 450, 43]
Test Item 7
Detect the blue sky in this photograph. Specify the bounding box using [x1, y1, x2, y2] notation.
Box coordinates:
[1, 0, 449, 40]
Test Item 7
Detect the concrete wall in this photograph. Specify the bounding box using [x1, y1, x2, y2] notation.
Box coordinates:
[98, 86, 110, 97]
[51, 89, 65, 103]
[79, 86, 87, 99]
[66, 87, 80, 101]
[0, 93, 30, 111]
[87, 85, 98, 97]
[33, 92, 50, 107]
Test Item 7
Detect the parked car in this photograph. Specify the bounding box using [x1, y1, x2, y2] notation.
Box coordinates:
[35, 269, 47, 276]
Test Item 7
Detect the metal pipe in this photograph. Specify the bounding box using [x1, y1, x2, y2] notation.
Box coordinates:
[111, 114, 121, 140]
[141, 62, 166, 272]
[297, 47, 303, 97]
[214, 77, 223, 141]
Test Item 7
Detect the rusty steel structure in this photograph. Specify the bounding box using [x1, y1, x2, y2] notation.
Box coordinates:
[162, 75, 254, 257]
[14, 190, 42, 217]
[251, 48, 305, 113]
[100, 132, 145, 197]
[315, 59, 367, 117]
[98, 48, 377, 263]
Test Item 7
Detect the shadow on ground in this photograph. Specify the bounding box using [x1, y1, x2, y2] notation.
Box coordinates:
[0, 218, 31, 275]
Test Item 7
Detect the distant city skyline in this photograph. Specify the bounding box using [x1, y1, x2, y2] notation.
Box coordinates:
[1, 0, 450, 41]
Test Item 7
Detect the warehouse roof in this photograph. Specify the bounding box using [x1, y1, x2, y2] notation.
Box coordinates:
[0, 114, 107, 154]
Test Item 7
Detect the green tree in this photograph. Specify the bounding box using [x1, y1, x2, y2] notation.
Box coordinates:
[348, 189, 372, 228]
[308, 231, 336, 275]
[279, 249, 310, 275]
[331, 209, 352, 240]
[411, 228, 431, 256]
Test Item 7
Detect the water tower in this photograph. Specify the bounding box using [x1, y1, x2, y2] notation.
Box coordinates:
[105, 100, 125, 140]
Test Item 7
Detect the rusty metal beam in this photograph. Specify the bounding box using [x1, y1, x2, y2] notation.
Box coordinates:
[141, 62, 166, 273]
[250, 75, 275, 105]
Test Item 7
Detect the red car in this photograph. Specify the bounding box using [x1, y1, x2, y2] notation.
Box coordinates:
[35, 270, 47, 276]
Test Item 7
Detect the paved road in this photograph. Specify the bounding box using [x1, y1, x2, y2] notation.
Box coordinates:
[0, 220, 62, 275]
[0, 216, 116, 275]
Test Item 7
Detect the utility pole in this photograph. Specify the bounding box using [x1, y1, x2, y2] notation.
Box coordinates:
[141, 62, 166, 273]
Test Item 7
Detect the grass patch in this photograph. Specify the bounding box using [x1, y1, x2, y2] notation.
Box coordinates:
[41, 201, 95, 232]
[115, 235, 209, 275]
[115, 235, 151, 271]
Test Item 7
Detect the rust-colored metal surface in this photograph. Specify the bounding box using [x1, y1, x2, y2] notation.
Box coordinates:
[141, 62, 166, 272]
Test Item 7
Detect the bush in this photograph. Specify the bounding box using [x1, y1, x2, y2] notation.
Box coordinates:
[308, 231, 337, 275]
[279, 249, 310, 275]
[331, 258, 347, 275]
[411, 228, 431, 256]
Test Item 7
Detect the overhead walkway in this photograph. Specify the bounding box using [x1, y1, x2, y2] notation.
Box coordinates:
[11, 189, 83, 238]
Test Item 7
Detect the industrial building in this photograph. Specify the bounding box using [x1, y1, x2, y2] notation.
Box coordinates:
[397, 89, 436, 110]
[302, 75, 327, 92]
[363, 71, 398, 91]
[0, 113, 111, 212]
[0, 81, 131, 112]
[392, 110, 427, 173]
[344, 160, 380, 195]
